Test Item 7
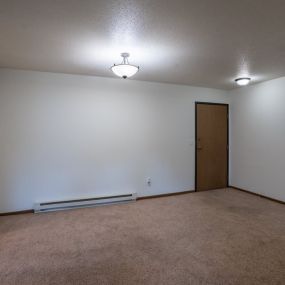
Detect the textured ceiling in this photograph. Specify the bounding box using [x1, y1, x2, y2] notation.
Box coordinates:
[0, 0, 285, 89]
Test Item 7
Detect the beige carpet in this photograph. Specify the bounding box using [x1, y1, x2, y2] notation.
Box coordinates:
[0, 188, 284, 285]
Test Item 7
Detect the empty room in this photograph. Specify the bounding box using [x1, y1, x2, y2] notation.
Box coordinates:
[0, 1, 284, 284]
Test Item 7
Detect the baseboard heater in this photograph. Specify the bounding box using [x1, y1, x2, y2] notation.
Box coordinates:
[34, 193, 137, 213]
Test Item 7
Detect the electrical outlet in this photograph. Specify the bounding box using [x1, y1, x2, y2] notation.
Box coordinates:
[147, 177, 151, 186]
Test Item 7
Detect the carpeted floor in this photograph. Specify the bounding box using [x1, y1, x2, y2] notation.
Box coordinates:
[0, 188, 284, 285]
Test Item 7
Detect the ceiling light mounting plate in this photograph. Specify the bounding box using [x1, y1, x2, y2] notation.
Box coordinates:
[121, 52, 130, 58]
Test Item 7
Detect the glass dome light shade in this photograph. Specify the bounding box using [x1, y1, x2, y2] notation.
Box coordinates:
[235, 77, 251, 86]
[111, 64, 139, 79]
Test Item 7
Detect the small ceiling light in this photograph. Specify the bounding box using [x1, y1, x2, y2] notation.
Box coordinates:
[111, 53, 139, 79]
[235, 77, 251, 86]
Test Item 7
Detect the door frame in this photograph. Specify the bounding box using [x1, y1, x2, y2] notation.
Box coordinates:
[195, 102, 229, 191]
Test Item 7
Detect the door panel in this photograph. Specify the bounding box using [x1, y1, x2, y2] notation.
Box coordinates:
[196, 103, 228, 191]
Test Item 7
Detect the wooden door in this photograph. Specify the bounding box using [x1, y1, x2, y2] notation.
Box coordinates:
[195, 103, 228, 191]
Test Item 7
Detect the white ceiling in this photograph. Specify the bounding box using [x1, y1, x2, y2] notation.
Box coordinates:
[0, 0, 285, 90]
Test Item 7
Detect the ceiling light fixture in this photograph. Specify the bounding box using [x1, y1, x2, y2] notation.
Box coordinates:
[111, 53, 139, 79]
[235, 77, 251, 86]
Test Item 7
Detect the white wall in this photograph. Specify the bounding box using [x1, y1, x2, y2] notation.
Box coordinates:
[230, 77, 285, 201]
[0, 69, 229, 212]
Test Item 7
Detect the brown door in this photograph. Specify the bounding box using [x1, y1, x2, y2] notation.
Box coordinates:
[195, 103, 228, 191]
